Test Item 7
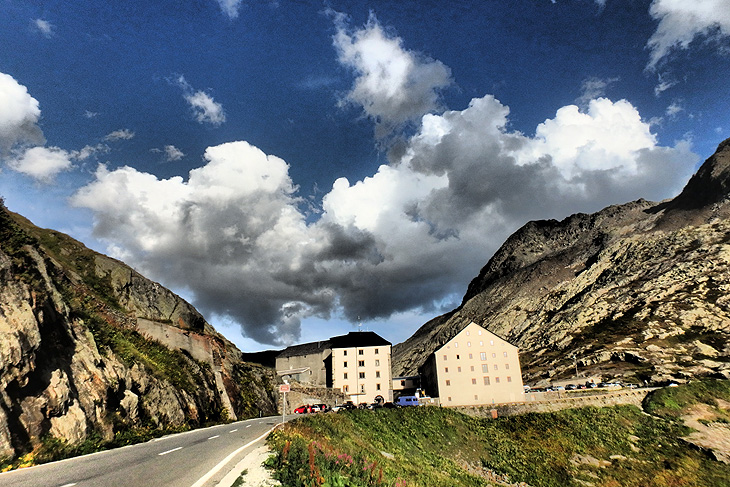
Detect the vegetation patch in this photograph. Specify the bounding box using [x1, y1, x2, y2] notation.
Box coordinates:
[268, 384, 730, 486]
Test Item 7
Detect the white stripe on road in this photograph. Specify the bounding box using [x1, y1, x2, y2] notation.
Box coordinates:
[60, 484, 77, 487]
[208, 435, 220, 440]
[190, 427, 276, 487]
[229, 429, 238, 433]
[246, 425, 251, 428]
[158, 446, 183, 456]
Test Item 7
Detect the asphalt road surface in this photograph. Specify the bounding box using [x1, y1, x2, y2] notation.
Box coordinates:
[0, 415, 291, 487]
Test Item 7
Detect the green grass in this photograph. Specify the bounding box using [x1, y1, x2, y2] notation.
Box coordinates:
[644, 379, 730, 421]
[267, 382, 730, 487]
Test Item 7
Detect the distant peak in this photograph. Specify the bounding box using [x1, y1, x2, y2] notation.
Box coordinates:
[668, 137, 730, 211]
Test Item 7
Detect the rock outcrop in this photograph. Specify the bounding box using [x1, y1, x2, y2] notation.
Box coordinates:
[0, 206, 278, 461]
[393, 138, 730, 386]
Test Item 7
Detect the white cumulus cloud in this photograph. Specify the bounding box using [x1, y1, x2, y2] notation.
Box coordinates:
[215, 0, 243, 19]
[332, 12, 452, 138]
[8, 146, 73, 182]
[0, 72, 44, 153]
[175, 76, 226, 126]
[647, 0, 730, 70]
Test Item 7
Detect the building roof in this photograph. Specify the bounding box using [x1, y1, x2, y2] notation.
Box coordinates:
[276, 340, 331, 359]
[329, 331, 391, 349]
[276, 331, 391, 359]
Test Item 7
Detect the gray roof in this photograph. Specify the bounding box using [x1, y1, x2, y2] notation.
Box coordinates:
[276, 340, 330, 359]
[276, 331, 390, 359]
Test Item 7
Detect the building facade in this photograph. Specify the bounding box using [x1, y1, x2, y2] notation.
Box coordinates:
[420, 322, 524, 406]
[275, 331, 392, 404]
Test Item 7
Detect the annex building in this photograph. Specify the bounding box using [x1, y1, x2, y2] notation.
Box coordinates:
[275, 331, 392, 404]
[420, 322, 524, 406]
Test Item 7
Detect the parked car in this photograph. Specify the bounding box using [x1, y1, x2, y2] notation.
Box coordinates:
[294, 405, 308, 414]
[396, 396, 420, 407]
[565, 384, 577, 390]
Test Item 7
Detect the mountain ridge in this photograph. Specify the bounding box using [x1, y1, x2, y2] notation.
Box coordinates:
[393, 138, 730, 386]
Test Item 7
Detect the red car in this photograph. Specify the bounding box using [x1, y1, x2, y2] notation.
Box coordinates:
[294, 405, 308, 414]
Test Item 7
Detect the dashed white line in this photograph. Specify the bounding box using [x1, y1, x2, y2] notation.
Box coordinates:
[60, 484, 77, 487]
[246, 425, 251, 428]
[158, 446, 183, 456]
[208, 435, 220, 440]
[229, 429, 238, 433]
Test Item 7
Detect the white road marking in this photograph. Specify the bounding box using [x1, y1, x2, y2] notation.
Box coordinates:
[190, 427, 276, 487]
[246, 425, 251, 428]
[208, 435, 220, 440]
[60, 484, 77, 487]
[158, 446, 183, 456]
[229, 429, 238, 433]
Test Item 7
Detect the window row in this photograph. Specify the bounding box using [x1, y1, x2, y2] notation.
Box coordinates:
[342, 383, 382, 393]
[444, 364, 510, 373]
[443, 352, 509, 361]
[342, 360, 381, 367]
[342, 348, 380, 356]
[444, 376, 512, 386]
[343, 371, 382, 379]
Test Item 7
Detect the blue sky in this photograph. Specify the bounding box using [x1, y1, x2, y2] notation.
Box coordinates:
[1, 0, 729, 351]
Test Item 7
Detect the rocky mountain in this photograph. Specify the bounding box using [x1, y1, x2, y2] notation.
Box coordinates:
[393, 138, 730, 386]
[0, 205, 278, 462]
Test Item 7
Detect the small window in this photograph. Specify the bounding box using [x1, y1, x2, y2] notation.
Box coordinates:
[482, 364, 488, 373]
[484, 376, 490, 385]
[480, 352, 487, 360]
[472, 378, 477, 385]
[470, 366, 475, 372]
[456, 354, 460, 360]
[495, 377, 500, 383]
[445, 367, 449, 373]
[376, 383, 381, 390]
[474, 395, 478, 400]
[505, 364, 510, 370]
[359, 360, 365, 367]
[400, 380, 405, 386]
[469, 354, 473, 359]
[375, 359, 380, 366]
[478, 330, 482, 335]
[443, 355, 447, 361]
[504, 352, 508, 357]
[376, 371, 381, 378]
[343, 350, 347, 356]
[479, 341, 484, 346]
[492, 353, 496, 358]
[344, 373, 348, 379]
[490, 340, 494, 345]
[454, 342, 459, 348]
[466, 331, 470, 336]
[457, 366, 462, 372]
[494, 364, 498, 370]
[448, 397, 452, 402]
[375, 348, 379, 354]
[507, 376, 512, 383]
[359, 372, 365, 379]
[360, 384, 365, 392]
[344, 361, 348, 368]
[445, 380, 451, 386]
[467, 341, 471, 347]
[359, 349, 364, 355]
[344, 385, 349, 392]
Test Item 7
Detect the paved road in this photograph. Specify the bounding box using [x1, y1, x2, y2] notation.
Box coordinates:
[0, 415, 291, 487]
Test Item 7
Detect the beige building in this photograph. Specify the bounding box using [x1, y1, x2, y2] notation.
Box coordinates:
[420, 322, 524, 406]
[275, 331, 392, 404]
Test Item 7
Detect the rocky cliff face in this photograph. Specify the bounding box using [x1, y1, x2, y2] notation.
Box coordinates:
[0, 207, 278, 461]
[393, 138, 730, 386]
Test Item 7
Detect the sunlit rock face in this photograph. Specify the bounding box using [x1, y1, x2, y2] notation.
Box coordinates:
[393, 139, 730, 386]
[0, 208, 278, 459]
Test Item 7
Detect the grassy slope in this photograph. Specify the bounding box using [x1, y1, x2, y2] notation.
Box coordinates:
[267, 380, 730, 487]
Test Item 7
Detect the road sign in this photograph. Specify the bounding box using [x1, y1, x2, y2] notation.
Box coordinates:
[279, 384, 290, 393]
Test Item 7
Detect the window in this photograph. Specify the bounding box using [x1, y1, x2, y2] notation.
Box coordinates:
[400, 380, 405, 386]
[490, 340, 494, 345]
[469, 354, 473, 359]
[467, 341, 471, 347]
[375, 359, 380, 366]
[504, 352, 508, 357]
[445, 367, 449, 373]
[448, 397, 452, 402]
[457, 366, 462, 372]
[492, 353, 496, 358]
[344, 361, 348, 368]
[472, 378, 477, 385]
[470, 366, 475, 372]
[494, 364, 498, 370]
[359, 372, 365, 379]
[478, 330, 482, 335]
[482, 364, 488, 373]
[443, 355, 447, 361]
[507, 376, 512, 383]
[454, 342, 459, 348]
[360, 384, 365, 393]
[445, 380, 451, 386]
[484, 377, 490, 385]
[479, 341, 483, 346]
[358, 360, 365, 367]
[376, 371, 381, 378]
[343, 350, 347, 356]
[456, 354, 460, 360]
[505, 364, 510, 370]
[376, 383, 381, 390]
[495, 377, 500, 383]
[359, 349, 364, 355]
[480, 352, 487, 360]
[344, 385, 349, 392]
[344, 373, 348, 379]
[375, 348, 379, 354]
[474, 395, 478, 400]
[466, 331, 470, 336]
